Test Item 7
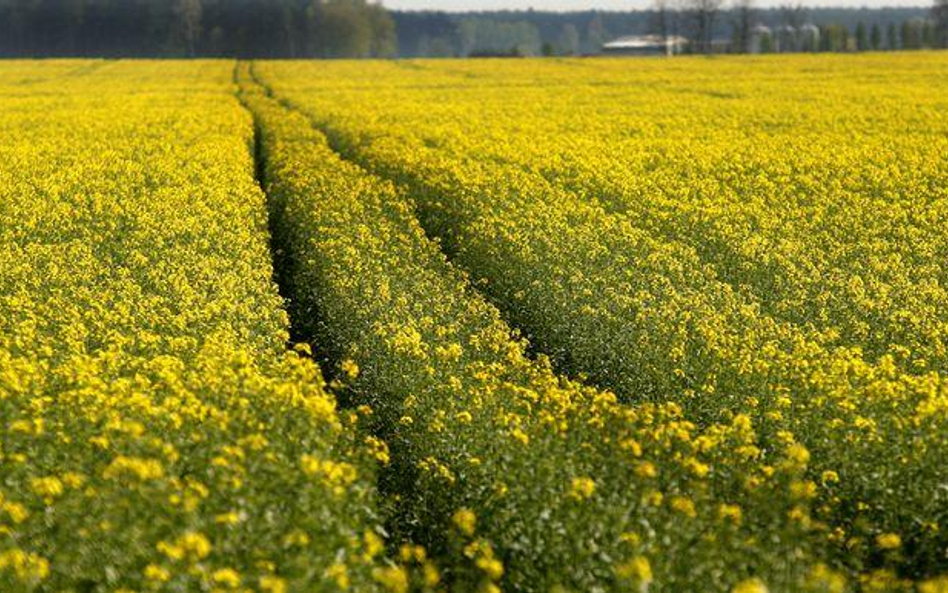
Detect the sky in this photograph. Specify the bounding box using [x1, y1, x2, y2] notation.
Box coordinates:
[384, 0, 928, 9]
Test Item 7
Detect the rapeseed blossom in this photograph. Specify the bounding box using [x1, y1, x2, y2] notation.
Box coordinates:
[252, 53, 948, 588]
[240, 63, 846, 591]
[0, 61, 383, 590]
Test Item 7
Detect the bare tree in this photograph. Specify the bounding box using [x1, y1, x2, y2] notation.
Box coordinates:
[870, 22, 882, 50]
[683, 0, 724, 53]
[557, 23, 580, 55]
[731, 0, 755, 53]
[586, 13, 608, 54]
[934, 0, 948, 48]
[778, 3, 806, 51]
[780, 3, 807, 28]
[174, 0, 202, 57]
[651, 0, 672, 43]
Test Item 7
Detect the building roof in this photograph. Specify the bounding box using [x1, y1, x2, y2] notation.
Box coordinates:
[602, 35, 689, 50]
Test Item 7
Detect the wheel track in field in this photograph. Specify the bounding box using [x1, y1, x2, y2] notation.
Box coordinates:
[232, 61, 339, 379]
[240, 62, 834, 407]
[236, 61, 948, 581]
[230, 60, 842, 592]
[238, 62, 613, 399]
[238, 60, 587, 392]
[242, 62, 948, 385]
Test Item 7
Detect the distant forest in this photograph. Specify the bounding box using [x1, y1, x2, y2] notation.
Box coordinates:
[0, 0, 396, 57]
[394, 6, 943, 57]
[0, 0, 945, 58]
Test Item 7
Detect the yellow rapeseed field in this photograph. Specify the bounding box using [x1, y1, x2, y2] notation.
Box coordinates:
[0, 61, 385, 591]
[251, 53, 948, 591]
[2, 54, 948, 591]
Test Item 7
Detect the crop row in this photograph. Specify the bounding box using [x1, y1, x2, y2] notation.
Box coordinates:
[0, 61, 382, 591]
[239, 64, 862, 592]
[254, 56, 948, 586]
[385, 57, 948, 374]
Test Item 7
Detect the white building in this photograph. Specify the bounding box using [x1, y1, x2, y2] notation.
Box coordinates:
[601, 35, 688, 56]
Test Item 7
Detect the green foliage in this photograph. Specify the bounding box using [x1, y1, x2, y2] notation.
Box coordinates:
[0, 61, 382, 591]
[255, 55, 948, 586]
[242, 64, 849, 592]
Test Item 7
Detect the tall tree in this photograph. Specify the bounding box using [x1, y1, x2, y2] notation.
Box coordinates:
[684, 0, 724, 53]
[936, 0, 948, 48]
[778, 3, 806, 51]
[870, 22, 881, 49]
[759, 30, 772, 52]
[585, 13, 608, 54]
[901, 18, 922, 49]
[650, 0, 673, 44]
[838, 23, 850, 50]
[367, 2, 396, 57]
[557, 23, 580, 55]
[887, 21, 899, 49]
[855, 21, 867, 50]
[314, 0, 372, 58]
[731, 0, 755, 53]
[922, 16, 938, 47]
[174, 0, 203, 56]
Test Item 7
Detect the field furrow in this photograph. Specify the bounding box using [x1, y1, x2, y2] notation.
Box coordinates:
[238, 62, 844, 593]
[0, 60, 382, 591]
[4, 52, 948, 593]
[254, 57, 948, 582]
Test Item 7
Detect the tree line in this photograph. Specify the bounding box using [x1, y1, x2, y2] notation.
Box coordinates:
[0, 0, 944, 58]
[0, 0, 395, 58]
[658, 0, 948, 54]
[391, 6, 944, 58]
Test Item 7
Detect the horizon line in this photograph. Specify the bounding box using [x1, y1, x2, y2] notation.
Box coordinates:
[385, 4, 932, 13]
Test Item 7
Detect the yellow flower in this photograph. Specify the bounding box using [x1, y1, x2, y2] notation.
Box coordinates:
[3, 501, 29, 524]
[157, 531, 211, 562]
[340, 359, 360, 380]
[326, 563, 350, 589]
[214, 511, 241, 525]
[0, 549, 50, 583]
[372, 566, 409, 593]
[260, 575, 288, 593]
[452, 507, 477, 536]
[669, 495, 696, 518]
[30, 476, 64, 503]
[144, 564, 170, 583]
[920, 576, 948, 593]
[301, 455, 357, 492]
[635, 461, 657, 479]
[790, 480, 817, 500]
[785, 443, 810, 467]
[477, 555, 504, 580]
[61, 472, 86, 489]
[423, 562, 440, 587]
[718, 504, 742, 524]
[510, 427, 530, 445]
[362, 530, 385, 561]
[806, 563, 846, 593]
[732, 577, 769, 593]
[365, 436, 391, 465]
[616, 555, 653, 587]
[211, 568, 241, 588]
[876, 533, 902, 550]
[569, 477, 596, 501]
[102, 456, 164, 482]
[644, 490, 664, 507]
[685, 458, 710, 478]
[283, 530, 311, 547]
